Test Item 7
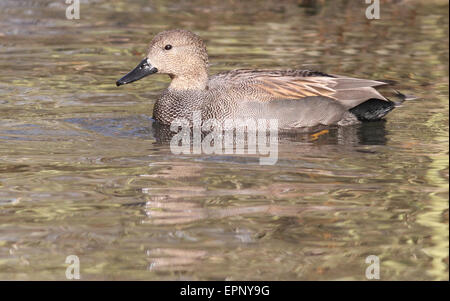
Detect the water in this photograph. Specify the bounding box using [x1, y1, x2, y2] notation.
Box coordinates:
[0, 0, 448, 280]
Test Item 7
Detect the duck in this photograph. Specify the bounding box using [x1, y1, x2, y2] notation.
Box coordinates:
[116, 29, 406, 129]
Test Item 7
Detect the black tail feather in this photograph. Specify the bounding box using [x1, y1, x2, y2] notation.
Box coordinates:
[349, 98, 396, 121]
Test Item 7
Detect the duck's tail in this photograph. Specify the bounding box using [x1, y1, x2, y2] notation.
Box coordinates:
[349, 98, 396, 121]
[390, 89, 417, 106]
[373, 79, 417, 104]
[348, 78, 416, 122]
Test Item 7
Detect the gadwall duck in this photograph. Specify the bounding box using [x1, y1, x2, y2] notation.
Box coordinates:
[116, 29, 406, 129]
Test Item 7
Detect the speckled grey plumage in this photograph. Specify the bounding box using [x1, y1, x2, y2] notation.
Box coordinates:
[153, 77, 359, 129]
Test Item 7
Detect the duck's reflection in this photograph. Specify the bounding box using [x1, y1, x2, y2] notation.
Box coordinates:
[151, 119, 388, 145]
[134, 118, 388, 272]
[140, 182, 368, 272]
[64, 114, 388, 146]
[143, 196, 349, 225]
[147, 248, 207, 272]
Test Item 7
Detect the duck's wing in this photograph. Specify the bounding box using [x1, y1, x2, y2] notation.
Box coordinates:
[210, 69, 390, 109]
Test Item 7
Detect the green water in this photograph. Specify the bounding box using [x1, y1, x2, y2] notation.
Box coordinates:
[0, 0, 448, 280]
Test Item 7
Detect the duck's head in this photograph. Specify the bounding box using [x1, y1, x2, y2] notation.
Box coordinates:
[116, 29, 209, 90]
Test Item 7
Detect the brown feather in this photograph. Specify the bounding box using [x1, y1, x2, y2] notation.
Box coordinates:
[210, 69, 391, 109]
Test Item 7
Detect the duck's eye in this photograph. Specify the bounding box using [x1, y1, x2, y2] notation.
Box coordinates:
[164, 44, 172, 50]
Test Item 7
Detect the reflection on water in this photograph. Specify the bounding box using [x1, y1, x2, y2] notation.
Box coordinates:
[0, 0, 448, 280]
[151, 119, 390, 145]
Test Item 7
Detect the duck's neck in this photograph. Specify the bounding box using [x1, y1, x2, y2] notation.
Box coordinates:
[168, 68, 209, 91]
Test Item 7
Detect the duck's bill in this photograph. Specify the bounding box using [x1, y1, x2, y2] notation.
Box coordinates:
[116, 59, 158, 86]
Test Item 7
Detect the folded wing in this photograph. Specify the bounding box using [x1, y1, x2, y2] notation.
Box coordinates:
[210, 69, 390, 109]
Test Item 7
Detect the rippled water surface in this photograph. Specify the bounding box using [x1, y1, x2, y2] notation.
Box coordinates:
[0, 0, 448, 280]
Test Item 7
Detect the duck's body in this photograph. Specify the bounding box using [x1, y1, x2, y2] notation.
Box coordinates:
[153, 69, 396, 129]
[117, 30, 402, 129]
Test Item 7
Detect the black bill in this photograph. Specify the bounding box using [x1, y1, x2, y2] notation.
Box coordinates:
[116, 59, 158, 86]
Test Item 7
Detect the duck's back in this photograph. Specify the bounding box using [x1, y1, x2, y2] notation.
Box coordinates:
[153, 69, 397, 128]
[205, 69, 395, 128]
[209, 69, 389, 104]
